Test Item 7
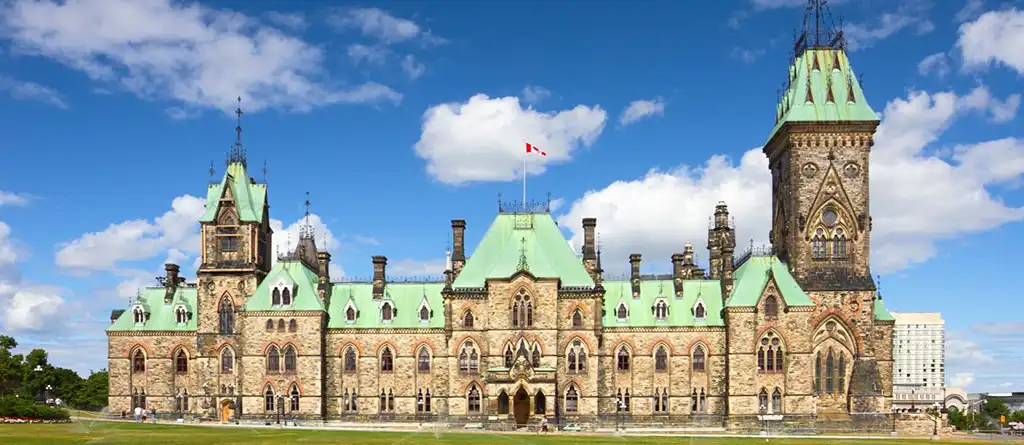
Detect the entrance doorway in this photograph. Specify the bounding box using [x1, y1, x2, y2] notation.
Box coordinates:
[219, 400, 233, 423]
[513, 387, 530, 426]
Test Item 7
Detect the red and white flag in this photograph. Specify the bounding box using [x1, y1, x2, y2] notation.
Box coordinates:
[526, 142, 546, 156]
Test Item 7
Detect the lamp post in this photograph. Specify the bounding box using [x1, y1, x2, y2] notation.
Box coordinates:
[45, 385, 53, 404]
[616, 399, 625, 432]
[277, 395, 284, 425]
[33, 365, 43, 404]
[931, 402, 941, 437]
[911, 388, 916, 412]
[891, 406, 898, 436]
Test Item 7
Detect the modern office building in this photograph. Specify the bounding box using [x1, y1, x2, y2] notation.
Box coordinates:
[891, 312, 945, 412]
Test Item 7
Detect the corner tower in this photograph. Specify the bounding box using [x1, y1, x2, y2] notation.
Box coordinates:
[764, 2, 878, 292]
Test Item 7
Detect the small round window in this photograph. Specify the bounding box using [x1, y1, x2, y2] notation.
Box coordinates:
[821, 209, 838, 227]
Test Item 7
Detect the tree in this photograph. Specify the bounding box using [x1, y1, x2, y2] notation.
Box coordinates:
[1010, 410, 1024, 423]
[0, 337, 108, 412]
[947, 406, 969, 431]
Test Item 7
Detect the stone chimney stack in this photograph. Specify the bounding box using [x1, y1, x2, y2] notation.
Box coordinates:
[709, 202, 737, 300]
[164, 263, 180, 304]
[581, 218, 598, 281]
[372, 256, 387, 299]
[317, 251, 332, 305]
[629, 254, 642, 298]
[451, 219, 466, 278]
[671, 253, 685, 296]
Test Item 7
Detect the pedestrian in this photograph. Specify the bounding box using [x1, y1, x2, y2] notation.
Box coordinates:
[151, 407, 157, 424]
[134, 406, 142, 423]
[121, 409, 126, 421]
[541, 417, 548, 433]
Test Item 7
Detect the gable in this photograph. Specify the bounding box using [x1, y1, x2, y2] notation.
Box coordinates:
[326, 282, 444, 329]
[243, 260, 324, 311]
[726, 256, 814, 307]
[805, 162, 860, 236]
[200, 162, 267, 223]
[602, 279, 724, 327]
[108, 287, 198, 332]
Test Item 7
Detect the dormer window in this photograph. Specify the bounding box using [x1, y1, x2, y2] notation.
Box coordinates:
[346, 306, 356, 323]
[616, 303, 628, 321]
[282, 287, 292, 305]
[419, 306, 429, 323]
[174, 306, 188, 325]
[272, 281, 295, 306]
[381, 303, 393, 322]
[694, 300, 706, 321]
[132, 306, 145, 324]
[654, 300, 668, 320]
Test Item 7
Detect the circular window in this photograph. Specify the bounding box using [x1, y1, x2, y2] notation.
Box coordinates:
[771, 338, 780, 346]
[821, 209, 838, 227]
[761, 338, 769, 346]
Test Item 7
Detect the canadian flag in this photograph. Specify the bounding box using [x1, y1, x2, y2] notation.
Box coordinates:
[526, 142, 546, 156]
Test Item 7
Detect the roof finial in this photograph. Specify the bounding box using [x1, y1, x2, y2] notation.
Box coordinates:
[209, 161, 215, 179]
[800, 0, 844, 51]
[517, 236, 530, 272]
[262, 160, 268, 183]
[300, 191, 314, 240]
[227, 96, 247, 168]
[876, 274, 883, 299]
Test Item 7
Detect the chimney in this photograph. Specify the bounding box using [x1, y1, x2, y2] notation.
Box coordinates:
[671, 253, 685, 297]
[714, 201, 730, 229]
[451, 219, 466, 277]
[581, 218, 599, 281]
[317, 251, 332, 305]
[710, 202, 737, 301]
[372, 255, 387, 299]
[629, 254, 642, 298]
[164, 263, 180, 304]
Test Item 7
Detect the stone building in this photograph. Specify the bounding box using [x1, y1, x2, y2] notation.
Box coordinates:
[106, 4, 898, 429]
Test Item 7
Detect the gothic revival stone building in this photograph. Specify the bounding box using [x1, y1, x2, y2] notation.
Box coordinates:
[106, 16, 897, 428]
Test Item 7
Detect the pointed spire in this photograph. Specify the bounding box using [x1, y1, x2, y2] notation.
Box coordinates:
[445, 249, 453, 272]
[300, 191, 314, 241]
[209, 161, 215, 179]
[227, 96, 247, 168]
[517, 237, 530, 272]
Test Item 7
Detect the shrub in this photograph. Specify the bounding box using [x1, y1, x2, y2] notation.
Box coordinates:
[0, 396, 70, 420]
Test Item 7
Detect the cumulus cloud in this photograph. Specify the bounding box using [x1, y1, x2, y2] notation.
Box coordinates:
[845, 11, 934, 51]
[558, 85, 1024, 275]
[950, 372, 975, 388]
[946, 324, 1024, 391]
[0, 0, 401, 114]
[264, 11, 305, 30]
[0, 191, 30, 207]
[414, 94, 607, 185]
[0, 76, 68, 109]
[957, 8, 1024, 75]
[0, 222, 67, 332]
[954, 0, 985, 23]
[918, 52, 950, 77]
[521, 86, 552, 105]
[269, 214, 341, 263]
[619, 98, 666, 126]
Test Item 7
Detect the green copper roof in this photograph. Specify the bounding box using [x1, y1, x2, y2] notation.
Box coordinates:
[327, 282, 444, 329]
[200, 162, 267, 223]
[726, 256, 814, 307]
[602, 280, 724, 327]
[452, 212, 595, 288]
[107, 287, 197, 332]
[769, 48, 879, 142]
[242, 260, 325, 311]
[873, 294, 895, 321]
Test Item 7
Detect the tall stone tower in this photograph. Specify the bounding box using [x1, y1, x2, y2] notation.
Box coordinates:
[195, 99, 272, 410]
[763, 1, 890, 413]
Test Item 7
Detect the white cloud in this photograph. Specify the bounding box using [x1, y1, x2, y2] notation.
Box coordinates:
[950, 373, 976, 388]
[947, 338, 997, 364]
[352, 235, 380, 246]
[845, 12, 933, 51]
[957, 8, 1024, 75]
[954, 0, 985, 23]
[0, 0, 401, 114]
[164, 106, 202, 121]
[328, 8, 444, 45]
[946, 324, 1024, 391]
[388, 258, 446, 277]
[414, 94, 607, 185]
[918, 52, 950, 77]
[0, 75, 68, 109]
[269, 214, 341, 264]
[329, 263, 345, 280]
[264, 11, 305, 30]
[347, 43, 390, 65]
[0, 221, 68, 332]
[998, 382, 1013, 388]
[0, 191, 30, 207]
[401, 54, 425, 80]
[558, 86, 1024, 275]
[55, 195, 206, 273]
[522, 86, 551, 105]
[619, 98, 666, 126]
[731, 47, 766, 64]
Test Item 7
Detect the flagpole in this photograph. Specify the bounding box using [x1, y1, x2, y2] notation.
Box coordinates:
[523, 144, 527, 204]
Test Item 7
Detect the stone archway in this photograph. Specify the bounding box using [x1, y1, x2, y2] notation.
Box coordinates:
[513, 386, 530, 426]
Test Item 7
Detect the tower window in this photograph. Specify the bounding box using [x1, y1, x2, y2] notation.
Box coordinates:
[219, 236, 239, 252]
[812, 228, 827, 259]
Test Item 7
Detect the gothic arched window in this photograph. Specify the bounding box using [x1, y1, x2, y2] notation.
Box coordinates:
[616, 346, 631, 371]
[218, 296, 234, 334]
[265, 319, 274, 330]
[694, 302, 706, 320]
[133, 307, 145, 324]
[283, 345, 297, 373]
[417, 347, 430, 373]
[463, 310, 474, 328]
[175, 307, 187, 324]
[381, 303, 393, 322]
[264, 386, 275, 411]
[838, 351, 846, 393]
[272, 288, 281, 306]
[654, 300, 668, 320]
[281, 287, 292, 305]
[565, 386, 579, 413]
[566, 339, 587, 373]
[571, 309, 583, 328]
[825, 348, 835, 393]
[764, 295, 779, 318]
[380, 347, 394, 372]
[175, 349, 188, 374]
[344, 347, 357, 372]
[654, 346, 668, 372]
[757, 332, 784, 373]
[132, 349, 146, 373]
[289, 385, 300, 411]
[692, 345, 706, 372]
[220, 347, 234, 374]
[277, 318, 285, 331]
[758, 388, 769, 413]
[459, 342, 477, 373]
[346, 306, 356, 322]
[531, 345, 541, 368]
[504, 346, 514, 368]
[288, 319, 297, 332]
[772, 388, 783, 413]
[616, 303, 628, 320]
[512, 290, 532, 327]
[266, 345, 280, 373]
[419, 305, 430, 322]
[812, 228, 827, 259]
[814, 351, 823, 393]
[467, 386, 481, 413]
[834, 228, 847, 258]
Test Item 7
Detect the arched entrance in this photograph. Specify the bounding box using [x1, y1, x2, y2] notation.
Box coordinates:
[513, 387, 530, 426]
[219, 399, 234, 423]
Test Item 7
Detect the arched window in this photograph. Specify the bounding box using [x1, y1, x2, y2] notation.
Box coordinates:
[757, 332, 784, 373]
[267, 345, 280, 373]
[346, 306, 356, 322]
[265, 319, 274, 330]
[467, 386, 481, 413]
[566, 339, 587, 373]
[282, 288, 292, 305]
[758, 388, 769, 413]
[534, 390, 546, 415]
[497, 390, 510, 415]
[417, 347, 430, 373]
[133, 307, 145, 324]
[458, 343, 472, 373]
[416, 389, 426, 412]
[218, 296, 234, 333]
[344, 347, 357, 372]
[834, 228, 847, 258]
[692, 345, 706, 372]
[565, 386, 579, 413]
[424, 389, 431, 412]
[132, 349, 146, 373]
[264, 386, 275, 411]
[660, 388, 669, 414]
[220, 347, 234, 374]
[616, 346, 630, 371]
[283, 345, 297, 373]
[571, 309, 583, 328]
[380, 347, 393, 372]
[381, 303, 393, 321]
[419, 305, 430, 322]
[654, 300, 668, 319]
[616, 303, 628, 320]
[463, 310, 474, 328]
[654, 346, 668, 372]
[387, 389, 394, 411]
[691, 388, 698, 412]
[379, 389, 387, 412]
[289, 385, 299, 411]
[531, 345, 541, 368]
[838, 352, 846, 393]
[512, 290, 533, 327]
[814, 352, 823, 393]
[812, 228, 827, 259]
[175, 349, 188, 374]
[764, 295, 779, 318]
[504, 346, 514, 368]
[772, 388, 783, 413]
[694, 302, 706, 320]
[825, 348, 835, 393]
[272, 288, 281, 305]
[288, 319, 297, 332]
[175, 307, 188, 324]
[277, 319, 285, 331]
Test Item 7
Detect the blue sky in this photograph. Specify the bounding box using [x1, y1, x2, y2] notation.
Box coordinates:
[0, 0, 1021, 392]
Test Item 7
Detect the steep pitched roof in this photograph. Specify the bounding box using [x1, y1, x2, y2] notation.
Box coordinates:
[726, 255, 814, 307]
[242, 260, 325, 311]
[107, 287, 197, 332]
[326, 282, 444, 329]
[874, 294, 895, 321]
[200, 162, 267, 223]
[452, 212, 594, 288]
[769, 48, 878, 143]
[602, 279, 724, 327]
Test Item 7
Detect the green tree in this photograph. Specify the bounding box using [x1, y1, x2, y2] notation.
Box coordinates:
[1010, 410, 1024, 423]
[947, 406, 970, 430]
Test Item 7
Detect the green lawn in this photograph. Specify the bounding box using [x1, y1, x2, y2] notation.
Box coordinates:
[0, 422, 1014, 445]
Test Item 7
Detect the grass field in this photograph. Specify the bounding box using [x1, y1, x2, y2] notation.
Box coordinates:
[0, 422, 1019, 445]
